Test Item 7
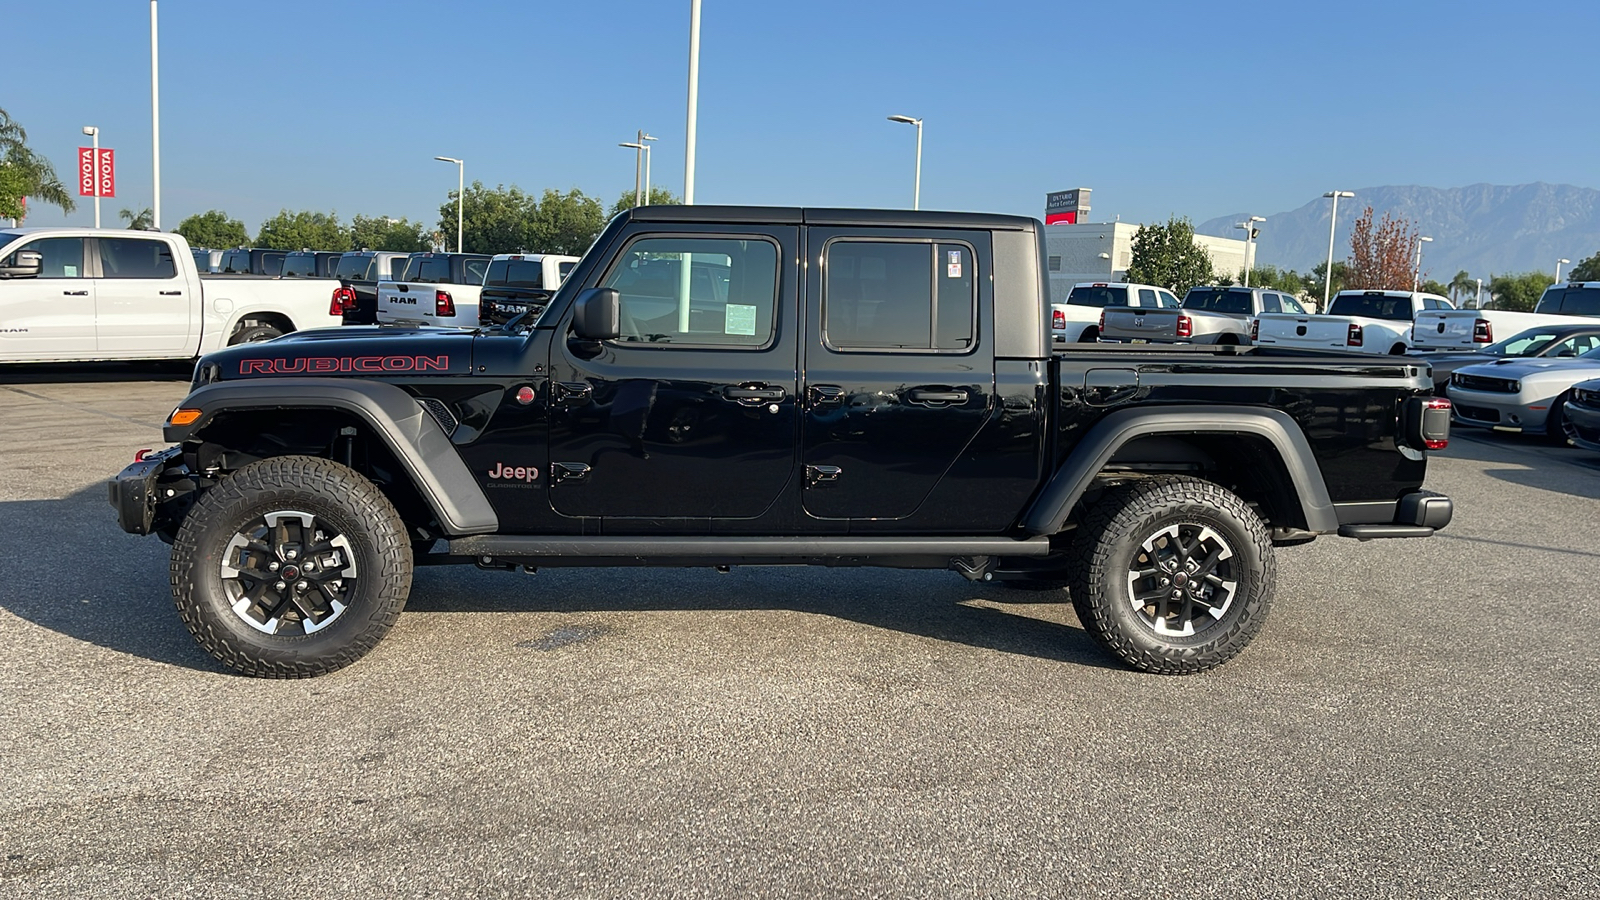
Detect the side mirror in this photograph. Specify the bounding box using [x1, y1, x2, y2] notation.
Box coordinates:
[572, 287, 621, 341]
[1556, 349, 1576, 357]
[0, 250, 43, 279]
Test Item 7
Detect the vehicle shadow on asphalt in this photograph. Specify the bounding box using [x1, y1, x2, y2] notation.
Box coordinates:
[0, 485, 1117, 674]
[1440, 433, 1600, 501]
[0, 361, 192, 385]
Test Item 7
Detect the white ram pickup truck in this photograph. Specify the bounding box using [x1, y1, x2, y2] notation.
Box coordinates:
[1255, 289, 1452, 356]
[1409, 282, 1600, 351]
[0, 228, 343, 363]
[375, 252, 491, 329]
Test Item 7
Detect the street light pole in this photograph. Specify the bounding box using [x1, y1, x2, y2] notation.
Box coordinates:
[1475, 277, 1483, 308]
[619, 142, 645, 207]
[150, 0, 161, 230]
[887, 115, 923, 210]
[1412, 235, 1433, 291]
[1235, 215, 1265, 286]
[434, 156, 464, 252]
[684, 0, 701, 205]
[641, 132, 656, 205]
[1556, 258, 1571, 282]
[82, 126, 100, 228]
[1322, 191, 1354, 308]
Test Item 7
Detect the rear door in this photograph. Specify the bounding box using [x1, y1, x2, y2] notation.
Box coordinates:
[799, 227, 993, 520]
[546, 224, 800, 521]
[92, 235, 193, 356]
[0, 236, 96, 360]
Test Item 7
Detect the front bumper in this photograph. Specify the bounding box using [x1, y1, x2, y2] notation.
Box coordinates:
[108, 446, 195, 538]
[1568, 398, 1600, 451]
[1447, 386, 1555, 434]
[1335, 490, 1454, 540]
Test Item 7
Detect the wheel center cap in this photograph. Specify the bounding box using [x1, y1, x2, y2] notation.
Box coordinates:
[280, 565, 300, 580]
[1172, 572, 1188, 587]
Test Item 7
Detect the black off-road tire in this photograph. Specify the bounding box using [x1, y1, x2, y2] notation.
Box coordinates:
[1068, 475, 1275, 675]
[229, 322, 283, 345]
[170, 456, 413, 678]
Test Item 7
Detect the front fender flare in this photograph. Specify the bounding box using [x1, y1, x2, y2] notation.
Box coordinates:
[165, 377, 498, 536]
[1022, 405, 1337, 536]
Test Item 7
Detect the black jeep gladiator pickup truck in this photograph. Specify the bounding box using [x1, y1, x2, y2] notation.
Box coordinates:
[110, 206, 1454, 678]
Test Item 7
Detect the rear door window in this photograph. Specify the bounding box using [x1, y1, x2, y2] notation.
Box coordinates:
[822, 240, 974, 352]
[1261, 293, 1281, 313]
[98, 237, 178, 279]
[463, 258, 490, 285]
[1136, 288, 1157, 307]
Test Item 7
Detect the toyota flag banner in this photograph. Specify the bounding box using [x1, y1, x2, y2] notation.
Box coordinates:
[77, 147, 115, 198]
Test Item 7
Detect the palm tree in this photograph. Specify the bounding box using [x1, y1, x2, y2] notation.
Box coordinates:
[1448, 269, 1473, 306]
[0, 107, 75, 217]
[120, 207, 154, 230]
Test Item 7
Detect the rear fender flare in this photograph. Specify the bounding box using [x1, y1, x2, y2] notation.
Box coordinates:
[164, 377, 498, 536]
[1022, 405, 1337, 535]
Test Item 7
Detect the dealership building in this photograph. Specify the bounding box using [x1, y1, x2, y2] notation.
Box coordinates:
[1041, 190, 1252, 303]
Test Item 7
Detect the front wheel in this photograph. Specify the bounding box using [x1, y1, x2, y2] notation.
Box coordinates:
[1546, 393, 1576, 446]
[170, 456, 413, 677]
[1068, 476, 1275, 674]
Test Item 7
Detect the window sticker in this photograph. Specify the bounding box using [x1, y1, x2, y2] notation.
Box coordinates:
[63, 265, 78, 277]
[946, 250, 962, 278]
[724, 303, 757, 336]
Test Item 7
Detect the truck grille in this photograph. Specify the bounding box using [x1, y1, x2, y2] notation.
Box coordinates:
[1451, 373, 1518, 393]
[418, 397, 459, 436]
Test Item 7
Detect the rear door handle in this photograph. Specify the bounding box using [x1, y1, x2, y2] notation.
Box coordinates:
[906, 387, 968, 406]
[159, 290, 182, 296]
[723, 383, 787, 405]
[63, 290, 89, 296]
[807, 384, 846, 407]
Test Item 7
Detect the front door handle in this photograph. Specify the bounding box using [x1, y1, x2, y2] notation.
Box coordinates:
[63, 290, 89, 296]
[906, 387, 968, 406]
[723, 383, 787, 406]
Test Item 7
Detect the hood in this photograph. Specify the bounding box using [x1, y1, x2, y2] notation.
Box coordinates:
[1457, 357, 1600, 380]
[196, 327, 479, 384]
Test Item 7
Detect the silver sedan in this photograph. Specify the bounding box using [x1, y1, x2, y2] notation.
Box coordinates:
[1448, 349, 1600, 443]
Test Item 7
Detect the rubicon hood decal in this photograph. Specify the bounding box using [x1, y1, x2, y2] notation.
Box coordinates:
[239, 354, 449, 375]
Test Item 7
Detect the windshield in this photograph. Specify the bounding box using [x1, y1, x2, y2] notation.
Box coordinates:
[1183, 288, 1252, 314]
[1536, 286, 1600, 316]
[1067, 285, 1128, 307]
[485, 259, 545, 289]
[1327, 294, 1414, 321]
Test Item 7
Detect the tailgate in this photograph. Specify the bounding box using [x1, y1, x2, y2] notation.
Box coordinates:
[376, 282, 427, 325]
[1101, 307, 1183, 342]
[1410, 311, 1482, 350]
[1255, 313, 1353, 349]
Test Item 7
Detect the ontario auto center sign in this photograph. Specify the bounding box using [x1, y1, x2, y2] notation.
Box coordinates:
[77, 147, 115, 198]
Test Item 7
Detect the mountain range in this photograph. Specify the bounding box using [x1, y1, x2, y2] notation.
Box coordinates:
[1197, 183, 1600, 281]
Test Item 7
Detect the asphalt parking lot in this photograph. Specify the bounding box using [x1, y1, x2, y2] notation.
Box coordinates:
[1, 366, 1597, 899]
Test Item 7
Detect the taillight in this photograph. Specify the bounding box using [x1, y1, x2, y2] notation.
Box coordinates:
[1250, 318, 1259, 341]
[436, 290, 455, 317]
[1052, 309, 1066, 330]
[1473, 318, 1492, 343]
[1097, 310, 1105, 331]
[1405, 397, 1452, 450]
[1347, 323, 1364, 346]
[329, 286, 356, 316]
[1176, 315, 1192, 338]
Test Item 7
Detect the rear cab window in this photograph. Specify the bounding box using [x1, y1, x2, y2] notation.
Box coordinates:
[1066, 285, 1127, 307]
[1327, 294, 1414, 321]
[1183, 288, 1251, 314]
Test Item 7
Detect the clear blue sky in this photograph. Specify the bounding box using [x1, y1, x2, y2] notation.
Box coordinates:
[9, 0, 1598, 233]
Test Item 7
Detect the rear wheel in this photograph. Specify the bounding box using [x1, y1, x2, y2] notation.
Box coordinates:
[170, 456, 413, 677]
[1078, 327, 1099, 343]
[229, 322, 283, 345]
[1068, 476, 1274, 674]
[1389, 342, 1408, 355]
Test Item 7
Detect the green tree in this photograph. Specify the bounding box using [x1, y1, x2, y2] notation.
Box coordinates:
[528, 188, 606, 256]
[174, 209, 249, 248]
[609, 186, 683, 218]
[1237, 264, 1307, 294]
[349, 214, 430, 252]
[1448, 269, 1474, 305]
[440, 181, 537, 254]
[1306, 260, 1349, 311]
[1487, 272, 1555, 312]
[120, 207, 154, 230]
[0, 108, 74, 218]
[1125, 216, 1214, 295]
[255, 209, 350, 251]
[1418, 278, 1450, 297]
[1568, 252, 1600, 283]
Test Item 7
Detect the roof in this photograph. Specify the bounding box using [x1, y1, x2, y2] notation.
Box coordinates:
[623, 205, 1040, 232]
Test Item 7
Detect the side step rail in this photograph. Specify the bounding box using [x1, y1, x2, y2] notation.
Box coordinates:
[447, 534, 1053, 568]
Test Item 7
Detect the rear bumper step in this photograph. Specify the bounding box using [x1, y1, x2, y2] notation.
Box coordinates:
[1335, 490, 1453, 540]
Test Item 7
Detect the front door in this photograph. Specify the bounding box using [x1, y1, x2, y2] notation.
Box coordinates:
[546, 225, 800, 521]
[800, 228, 994, 520]
[0, 236, 96, 361]
[92, 235, 192, 356]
